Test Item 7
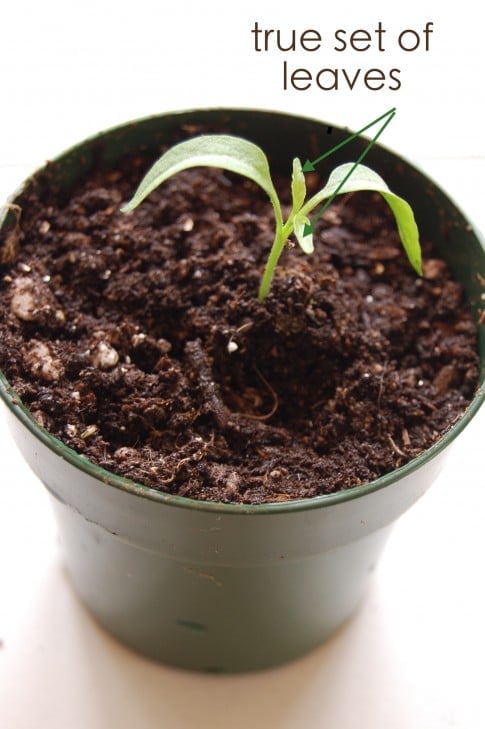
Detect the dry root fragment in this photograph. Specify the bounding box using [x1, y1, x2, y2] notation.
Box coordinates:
[185, 339, 228, 430]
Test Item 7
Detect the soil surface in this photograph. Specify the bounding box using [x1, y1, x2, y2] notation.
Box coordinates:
[0, 145, 479, 503]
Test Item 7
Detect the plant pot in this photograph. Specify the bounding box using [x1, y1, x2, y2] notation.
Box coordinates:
[0, 109, 484, 673]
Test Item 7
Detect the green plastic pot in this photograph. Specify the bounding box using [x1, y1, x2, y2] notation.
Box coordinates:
[1, 110, 484, 673]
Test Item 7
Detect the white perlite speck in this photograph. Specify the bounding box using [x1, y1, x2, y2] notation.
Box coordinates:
[10, 277, 37, 321]
[90, 341, 119, 370]
[24, 341, 65, 382]
[9, 276, 64, 325]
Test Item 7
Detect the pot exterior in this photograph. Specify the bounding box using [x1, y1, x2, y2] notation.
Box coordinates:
[1, 109, 484, 671]
[49, 497, 393, 671]
[5, 404, 447, 671]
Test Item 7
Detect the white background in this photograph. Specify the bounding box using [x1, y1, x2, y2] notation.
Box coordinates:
[0, 1, 484, 727]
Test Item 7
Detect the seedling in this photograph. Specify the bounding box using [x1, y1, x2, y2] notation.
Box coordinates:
[121, 134, 421, 301]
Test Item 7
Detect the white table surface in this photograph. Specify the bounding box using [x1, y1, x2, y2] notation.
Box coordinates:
[1, 2, 484, 727]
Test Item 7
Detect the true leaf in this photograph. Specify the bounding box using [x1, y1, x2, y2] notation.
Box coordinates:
[293, 213, 314, 254]
[290, 158, 306, 213]
[302, 163, 422, 275]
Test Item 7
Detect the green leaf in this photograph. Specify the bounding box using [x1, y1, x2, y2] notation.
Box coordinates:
[120, 134, 282, 227]
[293, 213, 314, 254]
[302, 163, 422, 275]
[290, 158, 306, 213]
[289, 159, 313, 253]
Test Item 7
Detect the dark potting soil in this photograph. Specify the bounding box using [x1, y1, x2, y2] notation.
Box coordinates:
[0, 147, 480, 503]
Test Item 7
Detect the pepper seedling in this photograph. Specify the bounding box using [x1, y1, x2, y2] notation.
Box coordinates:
[121, 134, 422, 301]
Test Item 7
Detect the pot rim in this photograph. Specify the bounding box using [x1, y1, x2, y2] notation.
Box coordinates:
[1, 107, 484, 515]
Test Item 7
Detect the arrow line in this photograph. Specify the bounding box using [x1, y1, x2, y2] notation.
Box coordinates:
[302, 107, 396, 172]
[303, 109, 396, 236]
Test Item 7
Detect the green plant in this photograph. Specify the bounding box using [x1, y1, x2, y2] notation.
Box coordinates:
[121, 134, 422, 301]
